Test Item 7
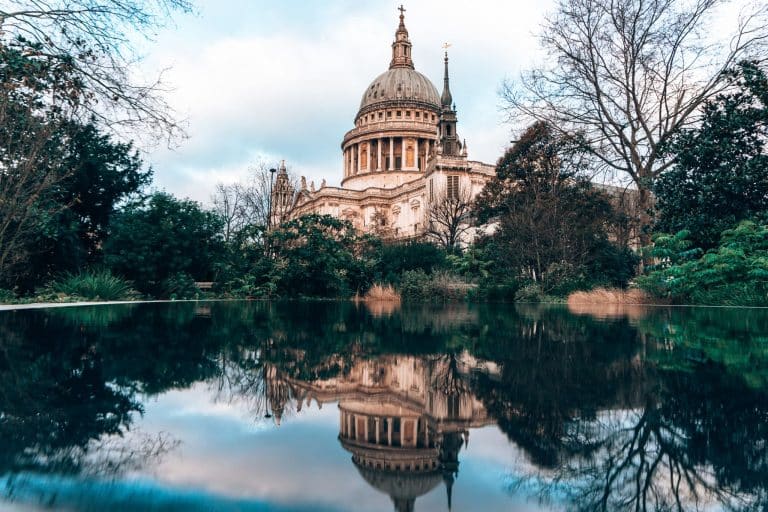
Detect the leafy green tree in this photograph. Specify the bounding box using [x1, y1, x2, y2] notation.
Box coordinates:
[638, 221, 768, 306]
[475, 122, 632, 293]
[25, 122, 151, 285]
[655, 61, 768, 250]
[104, 193, 224, 296]
[264, 214, 376, 298]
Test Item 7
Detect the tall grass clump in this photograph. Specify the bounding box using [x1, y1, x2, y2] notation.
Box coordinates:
[43, 270, 139, 301]
[567, 288, 657, 305]
[361, 283, 401, 302]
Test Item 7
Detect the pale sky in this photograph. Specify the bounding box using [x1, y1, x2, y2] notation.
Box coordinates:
[140, 0, 554, 203]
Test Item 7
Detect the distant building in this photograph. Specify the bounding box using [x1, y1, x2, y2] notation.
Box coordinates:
[271, 8, 495, 241]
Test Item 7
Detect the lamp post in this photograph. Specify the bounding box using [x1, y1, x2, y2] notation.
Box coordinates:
[268, 166, 277, 229]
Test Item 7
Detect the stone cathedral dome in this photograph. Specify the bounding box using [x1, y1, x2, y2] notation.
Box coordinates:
[355, 7, 440, 118]
[359, 67, 440, 113]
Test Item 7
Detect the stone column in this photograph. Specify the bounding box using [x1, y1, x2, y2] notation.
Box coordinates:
[377, 138, 382, 171]
[401, 138, 406, 171]
[357, 143, 361, 174]
[389, 137, 394, 170]
[364, 417, 369, 441]
[387, 417, 393, 446]
[375, 417, 380, 444]
[415, 138, 420, 171]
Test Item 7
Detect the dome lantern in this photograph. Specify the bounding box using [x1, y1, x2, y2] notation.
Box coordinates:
[390, 5, 414, 70]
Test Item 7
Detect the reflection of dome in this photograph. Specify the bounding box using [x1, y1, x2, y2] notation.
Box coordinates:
[359, 67, 440, 113]
[355, 464, 442, 512]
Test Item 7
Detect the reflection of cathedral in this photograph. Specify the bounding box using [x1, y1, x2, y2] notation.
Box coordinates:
[264, 353, 496, 512]
[271, 8, 494, 241]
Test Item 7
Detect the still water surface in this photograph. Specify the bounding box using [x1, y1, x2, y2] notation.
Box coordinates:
[0, 301, 766, 512]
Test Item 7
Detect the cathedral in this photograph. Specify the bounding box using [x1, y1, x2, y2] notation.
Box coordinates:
[271, 7, 495, 240]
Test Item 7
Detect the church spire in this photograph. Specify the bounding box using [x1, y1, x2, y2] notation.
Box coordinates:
[441, 44, 453, 108]
[390, 5, 414, 69]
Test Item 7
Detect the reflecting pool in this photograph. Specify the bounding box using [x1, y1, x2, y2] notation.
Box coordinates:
[0, 301, 766, 511]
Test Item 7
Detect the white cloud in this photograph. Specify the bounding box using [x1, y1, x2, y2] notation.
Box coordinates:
[141, 1, 554, 203]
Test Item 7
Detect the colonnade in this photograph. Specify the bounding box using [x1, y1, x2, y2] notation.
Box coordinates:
[340, 409, 430, 449]
[344, 137, 433, 177]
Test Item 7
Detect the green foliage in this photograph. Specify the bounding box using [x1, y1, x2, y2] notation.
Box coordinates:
[0, 289, 18, 304]
[104, 192, 224, 297]
[399, 269, 432, 301]
[373, 241, 447, 283]
[398, 269, 473, 302]
[446, 246, 493, 280]
[512, 283, 548, 303]
[42, 270, 138, 301]
[638, 221, 768, 306]
[161, 272, 200, 300]
[226, 214, 376, 298]
[655, 61, 768, 250]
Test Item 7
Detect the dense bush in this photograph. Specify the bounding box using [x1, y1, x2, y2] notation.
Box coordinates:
[105, 193, 224, 296]
[0, 289, 18, 304]
[41, 270, 138, 301]
[225, 214, 377, 299]
[373, 242, 447, 283]
[398, 269, 473, 302]
[161, 272, 201, 300]
[638, 221, 768, 306]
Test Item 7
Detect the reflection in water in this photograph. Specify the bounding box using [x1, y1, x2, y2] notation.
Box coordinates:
[265, 353, 494, 511]
[0, 301, 766, 511]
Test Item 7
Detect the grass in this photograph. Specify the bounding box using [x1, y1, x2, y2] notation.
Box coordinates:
[567, 287, 659, 305]
[42, 270, 139, 301]
[361, 283, 401, 302]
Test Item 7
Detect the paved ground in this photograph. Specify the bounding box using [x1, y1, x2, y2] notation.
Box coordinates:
[0, 299, 217, 311]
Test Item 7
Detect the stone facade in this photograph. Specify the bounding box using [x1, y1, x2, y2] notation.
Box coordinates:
[272, 9, 495, 241]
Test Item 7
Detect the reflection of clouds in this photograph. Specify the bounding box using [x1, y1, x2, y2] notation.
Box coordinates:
[131, 385, 529, 511]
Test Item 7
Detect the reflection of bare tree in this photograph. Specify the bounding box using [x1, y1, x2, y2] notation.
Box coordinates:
[3, 430, 178, 508]
[429, 353, 471, 397]
[512, 401, 767, 511]
[210, 343, 318, 425]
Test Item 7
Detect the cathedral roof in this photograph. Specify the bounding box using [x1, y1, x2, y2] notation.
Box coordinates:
[359, 67, 440, 112]
[357, 8, 440, 115]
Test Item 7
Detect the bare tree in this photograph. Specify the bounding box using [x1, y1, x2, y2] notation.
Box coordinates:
[0, 41, 80, 284]
[504, 0, 768, 240]
[211, 182, 247, 243]
[427, 184, 473, 250]
[210, 161, 297, 241]
[0, 0, 193, 142]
